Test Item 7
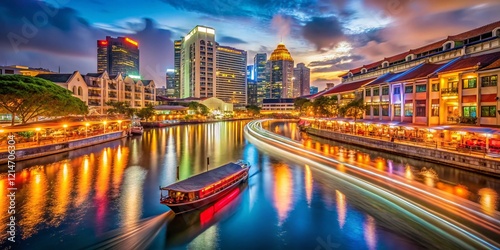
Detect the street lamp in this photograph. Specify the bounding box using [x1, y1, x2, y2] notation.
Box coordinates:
[85, 123, 90, 137]
[35, 127, 41, 144]
[103, 121, 107, 134]
[63, 124, 68, 140]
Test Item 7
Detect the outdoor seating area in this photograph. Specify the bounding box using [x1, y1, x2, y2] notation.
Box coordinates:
[0, 119, 129, 151]
[300, 117, 500, 156]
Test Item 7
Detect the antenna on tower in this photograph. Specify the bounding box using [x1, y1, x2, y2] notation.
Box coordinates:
[58, 66, 61, 73]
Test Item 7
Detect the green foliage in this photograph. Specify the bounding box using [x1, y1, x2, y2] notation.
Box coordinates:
[0, 75, 88, 125]
[311, 96, 338, 117]
[294, 98, 311, 114]
[339, 98, 365, 120]
[246, 105, 261, 116]
[187, 102, 210, 115]
[18, 131, 35, 139]
[106, 101, 135, 118]
[135, 103, 156, 121]
[457, 116, 477, 124]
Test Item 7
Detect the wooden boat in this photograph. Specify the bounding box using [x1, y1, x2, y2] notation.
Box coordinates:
[130, 125, 144, 135]
[160, 161, 250, 214]
[165, 184, 245, 246]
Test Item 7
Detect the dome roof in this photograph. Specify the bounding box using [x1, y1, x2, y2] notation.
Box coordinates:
[270, 43, 294, 61]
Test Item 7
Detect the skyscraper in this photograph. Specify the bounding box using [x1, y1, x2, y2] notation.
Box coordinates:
[247, 80, 258, 106]
[253, 53, 267, 82]
[269, 43, 294, 98]
[253, 53, 267, 105]
[97, 36, 139, 76]
[293, 63, 311, 97]
[179, 25, 216, 98]
[310, 86, 319, 95]
[173, 39, 182, 98]
[166, 69, 175, 98]
[246, 65, 254, 81]
[216, 45, 247, 105]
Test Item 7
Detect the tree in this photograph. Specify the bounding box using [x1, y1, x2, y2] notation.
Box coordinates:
[0, 75, 88, 125]
[187, 102, 210, 115]
[135, 103, 156, 121]
[340, 98, 365, 121]
[246, 105, 261, 116]
[311, 96, 338, 117]
[294, 98, 312, 114]
[106, 101, 135, 118]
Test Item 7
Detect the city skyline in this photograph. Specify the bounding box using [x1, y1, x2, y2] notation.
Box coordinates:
[1, 0, 499, 89]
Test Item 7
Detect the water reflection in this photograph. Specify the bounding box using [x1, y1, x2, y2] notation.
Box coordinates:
[305, 165, 313, 206]
[336, 190, 346, 229]
[478, 188, 498, 216]
[0, 121, 474, 249]
[50, 162, 72, 226]
[76, 156, 92, 206]
[19, 167, 48, 239]
[120, 166, 147, 227]
[273, 121, 500, 208]
[273, 163, 293, 225]
[364, 215, 377, 250]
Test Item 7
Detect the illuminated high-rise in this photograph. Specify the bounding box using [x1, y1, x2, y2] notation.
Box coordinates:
[253, 53, 267, 105]
[293, 63, 310, 97]
[97, 36, 139, 76]
[179, 25, 216, 98]
[173, 40, 182, 98]
[269, 43, 294, 98]
[216, 45, 247, 105]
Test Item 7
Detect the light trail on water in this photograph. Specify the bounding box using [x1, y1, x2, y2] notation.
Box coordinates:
[245, 120, 500, 249]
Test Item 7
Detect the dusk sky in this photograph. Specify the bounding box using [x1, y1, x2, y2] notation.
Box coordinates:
[1, 0, 499, 89]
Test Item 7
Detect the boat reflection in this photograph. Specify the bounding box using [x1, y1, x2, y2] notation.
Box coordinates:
[165, 183, 247, 246]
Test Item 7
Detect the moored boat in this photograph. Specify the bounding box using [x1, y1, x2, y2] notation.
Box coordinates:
[130, 126, 144, 135]
[160, 161, 250, 214]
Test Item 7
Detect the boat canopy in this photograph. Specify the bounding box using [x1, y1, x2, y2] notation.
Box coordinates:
[161, 163, 246, 192]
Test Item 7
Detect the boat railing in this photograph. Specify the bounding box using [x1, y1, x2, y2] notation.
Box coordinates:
[235, 160, 251, 169]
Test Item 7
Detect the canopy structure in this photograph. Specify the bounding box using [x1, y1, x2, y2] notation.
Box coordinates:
[162, 163, 245, 192]
[433, 125, 500, 135]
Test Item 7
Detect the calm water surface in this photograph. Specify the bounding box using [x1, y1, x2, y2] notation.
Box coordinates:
[0, 120, 496, 249]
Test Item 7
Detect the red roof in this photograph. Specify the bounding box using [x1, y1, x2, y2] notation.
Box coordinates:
[479, 57, 500, 71]
[410, 39, 447, 55]
[340, 21, 500, 76]
[391, 63, 443, 82]
[315, 78, 375, 97]
[448, 21, 500, 41]
[384, 51, 409, 63]
[365, 72, 401, 86]
[439, 52, 500, 73]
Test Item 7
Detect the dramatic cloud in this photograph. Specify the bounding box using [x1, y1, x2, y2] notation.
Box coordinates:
[0, 0, 173, 86]
[1, 0, 499, 89]
[302, 16, 346, 51]
[218, 36, 248, 44]
[308, 55, 364, 67]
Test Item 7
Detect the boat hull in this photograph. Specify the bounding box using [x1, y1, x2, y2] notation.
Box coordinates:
[163, 171, 248, 214]
[130, 127, 144, 135]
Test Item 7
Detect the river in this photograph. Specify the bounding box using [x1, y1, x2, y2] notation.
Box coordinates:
[0, 120, 497, 249]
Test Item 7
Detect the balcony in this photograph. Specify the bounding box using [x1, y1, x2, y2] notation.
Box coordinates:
[108, 93, 117, 98]
[88, 92, 101, 97]
[108, 84, 117, 90]
[145, 96, 153, 100]
[125, 94, 132, 99]
[125, 86, 132, 92]
[441, 88, 458, 95]
[145, 88, 152, 93]
[88, 101, 101, 106]
[135, 88, 141, 92]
